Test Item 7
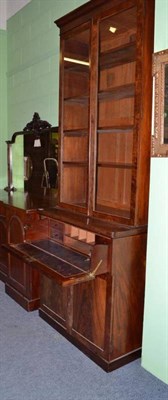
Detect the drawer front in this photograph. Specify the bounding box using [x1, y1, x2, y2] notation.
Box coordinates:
[50, 220, 64, 242]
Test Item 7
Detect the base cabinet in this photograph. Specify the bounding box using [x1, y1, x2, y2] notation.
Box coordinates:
[2, 203, 147, 370]
[37, 219, 146, 371]
[2, 205, 48, 311]
[5, 266, 40, 312]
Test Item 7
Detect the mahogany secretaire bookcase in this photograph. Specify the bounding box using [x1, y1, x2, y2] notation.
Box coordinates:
[3, 0, 155, 371]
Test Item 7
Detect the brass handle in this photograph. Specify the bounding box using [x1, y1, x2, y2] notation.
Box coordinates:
[24, 224, 31, 231]
[24, 256, 34, 263]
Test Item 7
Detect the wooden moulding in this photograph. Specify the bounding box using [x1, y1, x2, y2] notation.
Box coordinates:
[39, 307, 141, 372]
[151, 49, 168, 157]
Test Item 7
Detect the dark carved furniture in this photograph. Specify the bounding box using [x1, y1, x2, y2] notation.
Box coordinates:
[4, 113, 58, 192]
[1, 0, 155, 371]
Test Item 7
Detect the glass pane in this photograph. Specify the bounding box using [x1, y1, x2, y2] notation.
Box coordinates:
[63, 134, 88, 162]
[98, 129, 133, 164]
[95, 7, 137, 217]
[63, 27, 90, 131]
[61, 26, 90, 208]
[96, 166, 132, 218]
[61, 166, 87, 207]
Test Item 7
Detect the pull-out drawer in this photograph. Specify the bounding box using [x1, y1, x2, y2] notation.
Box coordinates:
[5, 238, 109, 287]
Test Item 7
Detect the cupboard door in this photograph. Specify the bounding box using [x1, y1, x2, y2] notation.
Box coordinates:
[0, 216, 8, 281]
[7, 215, 29, 295]
[40, 275, 69, 329]
[95, 6, 137, 221]
[72, 277, 107, 351]
[60, 24, 90, 210]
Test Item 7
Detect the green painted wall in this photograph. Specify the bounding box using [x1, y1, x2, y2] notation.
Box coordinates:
[154, 0, 168, 52]
[142, 159, 168, 384]
[0, 29, 7, 189]
[7, 0, 89, 188]
[142, 0, 168, 385]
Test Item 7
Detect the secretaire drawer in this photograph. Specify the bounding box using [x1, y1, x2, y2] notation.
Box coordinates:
[50, 220, 64, 242]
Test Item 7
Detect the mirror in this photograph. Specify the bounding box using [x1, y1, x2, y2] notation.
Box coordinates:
[23, 129, 59, 192]
[152, 49, 168, 156]
[24, 156, 33, 181]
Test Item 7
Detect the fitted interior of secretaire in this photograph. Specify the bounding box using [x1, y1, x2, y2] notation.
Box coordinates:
[50, 220, 96, 255]
[61, 6, 137, 218]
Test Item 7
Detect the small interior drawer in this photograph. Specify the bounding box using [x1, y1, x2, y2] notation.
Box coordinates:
[50, 220, 64, 242]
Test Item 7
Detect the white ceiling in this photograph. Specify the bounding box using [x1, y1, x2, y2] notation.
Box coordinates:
[0, 0, 31, 29]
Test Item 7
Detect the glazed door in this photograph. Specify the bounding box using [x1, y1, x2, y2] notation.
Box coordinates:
[94, 5, 137, 223]
[59, 23, 91, 212]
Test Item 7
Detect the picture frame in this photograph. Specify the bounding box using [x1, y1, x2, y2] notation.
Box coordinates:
[151, 49, 168, 157]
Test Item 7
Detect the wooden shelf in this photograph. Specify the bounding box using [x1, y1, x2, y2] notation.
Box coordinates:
[95, 204, 131, 218]
[62, 161, 88, 166]
[64, 63, 89, 74]
[97, 126, 134, 133]
[63, 129, 88, 137]
[64, 95, 89, 104]
[100, 42, 136, 70]
[98, 84, 135, 101]
[97, 162, 133, 169]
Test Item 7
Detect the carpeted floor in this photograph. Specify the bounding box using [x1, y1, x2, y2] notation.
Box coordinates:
[0, 281, 167, 400]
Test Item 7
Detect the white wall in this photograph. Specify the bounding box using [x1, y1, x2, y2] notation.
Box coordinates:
[142, 159, 168, 384]
[142, 0, 168, 385]
[0, 0, 7, 29]
[0, 0, 31, 29]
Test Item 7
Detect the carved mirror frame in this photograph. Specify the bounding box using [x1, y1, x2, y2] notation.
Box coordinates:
[151, 49, 168, 157]
[4, 113, 58, 192]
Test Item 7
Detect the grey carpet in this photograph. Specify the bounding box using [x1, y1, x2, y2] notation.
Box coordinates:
[0, 281, 167, 400]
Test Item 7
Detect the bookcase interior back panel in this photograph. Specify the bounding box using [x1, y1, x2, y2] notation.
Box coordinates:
[63, 135, 88, 162]
[99, 62, 136, 90]
[98, 97, 134, 127]
[99, 7, 137, 53]
[61, 165, 87, 206]
[64, 70, 89, 98]
[98, 131, 133, 164]
[64, 102, 89, 130]
[96, 167, 132, 216]
[63, 27, 90, 132]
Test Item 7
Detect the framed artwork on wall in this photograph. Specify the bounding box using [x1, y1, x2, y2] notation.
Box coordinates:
[152, 49, 168, 156]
